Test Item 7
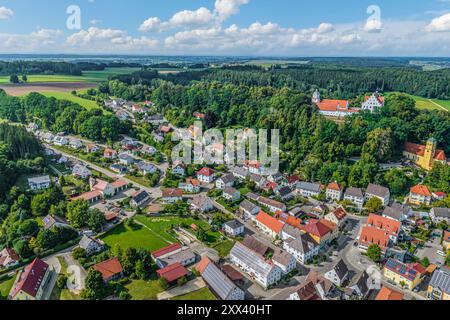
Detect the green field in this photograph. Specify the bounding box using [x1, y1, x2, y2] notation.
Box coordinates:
[0, 274, 16, 300]
[387, 92, 450, 112]
[0, 67, 140, 84]
[40, 91, 100, 110]
[171, 287, 217, 301]
[125, 279, 166, 300]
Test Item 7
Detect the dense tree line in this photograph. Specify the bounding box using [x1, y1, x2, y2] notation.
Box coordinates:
[0, 90, 132, 142]
[0, 61, 82, 76]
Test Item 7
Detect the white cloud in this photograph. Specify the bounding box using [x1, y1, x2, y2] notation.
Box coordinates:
[0, 28, 63, 52]
[363, 19, 382, 33]
[170, 7, 214, 27]
[0, 6, 14, 20]
[139, 17, 162, 32]
[214, 0, 249, 22]
[426, 13, 450, 32]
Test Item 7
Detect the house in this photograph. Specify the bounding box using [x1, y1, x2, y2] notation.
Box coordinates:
[283, 233, 320, 264]
[383, 258, 422, 290]
[297, 182, 322, 198]
[443, 231, 450, 251]
[216, 173, 236, 190]
[403, 138, 446, 171]
[179, 178, 201, 193]
[229, 166, 249, 180]
[324, 207, 348, 227]
[53, 136, 69, 146]
[151, 243, 182, 261]
[429, 207, 450, 224]
[244, 160, 265, 175]
[281, 224, 303, 241]
[361, 92, 385, 112]
[28, 175, 51, 191]
[141, 145, 156, 156]
[375, 286, 404, 300]
[239, 200, 260, 220]
[255, 211, 284, 239]
[223, 187, 241, 202]
[301, 220, 333, 245]
[277, 186, 295, 201]
[103, 148, 117, 159]
[312, 89, 359, 118]
[230, 242, 282, 289]
[42, 215, 70, 230]
[427, 267, 450, 300]
[288, 271, 334, 300]
[157, 263, 188, 284]
[172, 161, 186, 176]
[249, 174, 267, 189]
[69, 139, 83, 149]
[256, 196, 287, 213]
[433, 191, 447, 201]
[326, 182, 343, 201]
[72, 164, 92, 179]
[9, 258, 52, 300]
[344, 187, 365, 209]
[382, 203, 412, 222]
[130, 190, 151, 208]
[90, 178, 116, 197]
[365, 183, 390, 206]
[272, 249, 296, 275]
[109, 164, 128, 174]
[223, 220, 245, 237]
[242, 235, 269, 256]
[135, 161, 157, 175]
[155, 247, 196, 269]
[72, 190, 102, 204]
[275, 212, 302, 230]
[162, 188, 183, 203]
[86, 144, 100, 153]
[0, 248, 20, 269]
[196, 256, 245, 300]
[197, 167, 215, 183]
[79, 235, 105, 255]
[409, 185, 432, 206]
[359, 214, 401, 251]
[344, 271, 372, 300]
[267, 172, 284, 184]
[287, 175, 300, 187]
[325, 259, 349, 287]
[118, 153, 134, 166]
[189, 194, 214, 212]
[92, 257, 123, 282]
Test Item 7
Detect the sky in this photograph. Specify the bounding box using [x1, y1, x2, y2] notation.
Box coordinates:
[0, 0, 450, 56]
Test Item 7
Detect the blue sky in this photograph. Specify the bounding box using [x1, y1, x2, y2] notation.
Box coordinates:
[1, 0, 450, 55]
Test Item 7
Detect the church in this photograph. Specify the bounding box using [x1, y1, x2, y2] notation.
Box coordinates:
[403, 138, 447, 171]
[362, 92, 385, 112]
[312, 89, 359, 117]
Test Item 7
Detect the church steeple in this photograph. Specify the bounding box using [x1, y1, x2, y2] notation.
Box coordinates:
[312, 89, 321, 104]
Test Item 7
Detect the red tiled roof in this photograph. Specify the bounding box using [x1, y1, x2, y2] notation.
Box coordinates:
[332, 207, 347, 221]
[320, 219, 337, 231]
[11, 258, 49, 298]
[367, 214, 401, 236]
[359, 226, 390, 250]
[0, 248, 20, 264]
[404, 142, 446, 161]
[157, 263, 188, 282]
[302, 220, 332, 238]
[152, 243, 182, 259]
[197, 167, 215, 177]
[327, 181, 342, 191]
[364, 95, 385, 104]
[92, 257, 123, 281]
[186, 178, 200, 186]
[196, 256, 212, 274]
[256, 211, 284, 234]
[93, 180, 109, 191]
[433, 192, 446, 197]
[375, 286, 404, 300]
[162, 188, 183, 198]
[444, 231, 450, 242]
[275, 212, 302, 228]
[287, 175, 300, 184]
[221, 265, 244, 282]
[72, 190, 102, 202]
[111, 179, 128, 189]
[410, 185, 432, 197]
[315, 99, 357, 113]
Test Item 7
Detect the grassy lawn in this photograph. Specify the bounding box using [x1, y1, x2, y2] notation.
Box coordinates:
[387, 92, 449, 112]
[40, 92, 100, 110]
[0, 274, 16, 300]
[125, 279, 165, 300]
[101, 222, 174, 252]
[213, 240, 235, 259]
[171, 287, 217, 301]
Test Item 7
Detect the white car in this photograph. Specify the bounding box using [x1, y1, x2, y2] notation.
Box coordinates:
[437, 250, 446, 257]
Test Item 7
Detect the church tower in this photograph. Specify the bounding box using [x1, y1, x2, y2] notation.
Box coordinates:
[312, 89, 321, 104]
[424, 138, 437, 170]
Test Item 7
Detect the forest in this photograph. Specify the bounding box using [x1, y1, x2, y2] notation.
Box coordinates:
[0, 61, 83, 76]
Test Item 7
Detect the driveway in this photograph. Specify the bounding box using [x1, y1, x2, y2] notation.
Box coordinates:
[415, 234, 445, 266]
[157, 278, 206, 300]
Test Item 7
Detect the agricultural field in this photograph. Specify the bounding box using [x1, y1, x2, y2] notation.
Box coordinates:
[388, 92, 450, 112]
[40, 91, 100, 110]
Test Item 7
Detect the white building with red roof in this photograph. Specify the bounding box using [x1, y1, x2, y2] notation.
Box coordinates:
[403, 138, 447, 171]
[255, 211, 285, 239]
[326, 181, 343, 201]
[361, 92, 385, 113]
[9, 258, 52, 300]
[358, 213, 401, 252]
[312, 89, 359, 118]
[197, 167, 215, 183]
[0, 248, 20, 269]
[409, 185, 432, 206]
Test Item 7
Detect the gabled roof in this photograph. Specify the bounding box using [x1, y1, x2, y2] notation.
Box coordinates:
[359, 226, 390, 250]
[239, 200, 259, 213]
[331, 207, 347, 221]
[162, 188, 183, 198]
[330, 259, 349, 280]
[242, 235, 269, 256]
[256, 211, 284, 234]
[366, 183, 390, 198]
[384, 258, 419, 281]
[327, 181, 342, 191]
[367, 214, 401, 236]
[429, 268, 450, 294]
[157, 263, 188, 282]
[230, 242, 276, 279]
[345, 187, 364, 198]
[92, 257, 123, 281]
[197, 167, 215, 177]
[302, 220, 332, 238]
[410, 185, 432, 197]
[375, 286, 404, 300]
[152, 243, 182, 259]
[272, 249, 294, 267]
[11, 258, 49, 298]
[285, 233, 319, 254]
[404, 142, 446, 161]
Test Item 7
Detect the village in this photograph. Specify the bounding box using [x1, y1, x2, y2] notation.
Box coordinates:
[0, 92, 449, 302]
